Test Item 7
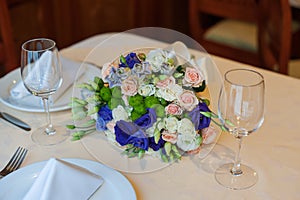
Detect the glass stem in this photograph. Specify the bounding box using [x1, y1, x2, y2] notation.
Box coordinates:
[42, 97, 55, 135]
[231, 136, 243, 176]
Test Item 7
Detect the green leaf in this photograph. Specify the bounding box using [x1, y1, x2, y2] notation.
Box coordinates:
[221, 126, 227, 131]
[210, 112, 218, 118]
[225, 119, 235, 126]
[200, 111, 212, 118]
[167, 58, 175, 66]
[193, 80, 206, 92]
[201, 98, 210, 106]
[173, 72, 183, 79]
[72, 130, 86, 140]
[160, 151, 169, 162]
[138, 149, 145, 159]
[100, 87, 112, 102]
[171, 145, 181, 159]
[77, 83, 94, 91]
[89, 80, 100, 91]
[66, 124, 75, 129]
[72, 111, 87, 120]
[176, 65, 184, 73]
[154, 128, 161, 144]
[87, 106, 100, 115]
[150, 104, 165, 118]
[164, 142, 172, 156]
[94, 76, 104, 88]
[120, 55, 128, 67]
[83, 119, 96, 126]
[169, 152, 175, 162]
[71, 97, 87, 106]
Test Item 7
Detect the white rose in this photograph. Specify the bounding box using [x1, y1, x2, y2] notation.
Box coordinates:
[156, 88, 177, 102]
[164, 116, 179, 133]
[177, 134, 201, 151]
[138, 84, 156, 96]
[171, 84, 184, 96]
[177, 118, 197, 136]
[112, 105, 129, 121]
[146, 49, 165, 72]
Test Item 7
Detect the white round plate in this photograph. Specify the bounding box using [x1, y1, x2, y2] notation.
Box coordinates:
[0, 158, 136, 200]
[0, 64, 100, 112]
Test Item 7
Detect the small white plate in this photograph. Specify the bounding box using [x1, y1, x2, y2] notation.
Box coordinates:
[0, 158, 136, 200]
[0, 64, 100, 112]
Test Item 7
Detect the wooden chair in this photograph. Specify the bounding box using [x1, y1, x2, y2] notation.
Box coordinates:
[258, 0, 291, 74]
[189, 0, 292, 74]
[0, 0, 18, 77]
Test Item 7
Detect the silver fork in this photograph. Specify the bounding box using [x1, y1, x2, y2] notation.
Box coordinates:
[0, 146, 28, 178]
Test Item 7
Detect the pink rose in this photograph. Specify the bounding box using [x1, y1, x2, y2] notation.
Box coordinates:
[162, 130, 177, 144]
[202, 126, 218, 144]
[121, 77, 138, 96]
[183, 67, 203, 87]
[178, 90, 199, 111]
[165, 103, 183, 115]
[156, 76, 176, 89]
[187, 146, 201, 154]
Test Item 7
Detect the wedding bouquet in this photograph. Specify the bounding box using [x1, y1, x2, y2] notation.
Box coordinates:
[67, 47, 220, 162]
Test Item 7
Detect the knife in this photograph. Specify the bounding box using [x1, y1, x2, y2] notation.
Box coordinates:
[0, 112, 31, 131]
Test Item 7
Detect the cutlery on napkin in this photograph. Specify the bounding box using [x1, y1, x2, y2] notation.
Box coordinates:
[10, 56, 86, 107]
[23, 158, 104, 200]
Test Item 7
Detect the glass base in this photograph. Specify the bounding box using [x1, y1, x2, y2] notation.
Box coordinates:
[215, 163, 258, 190]
[31, 125, 69, 146]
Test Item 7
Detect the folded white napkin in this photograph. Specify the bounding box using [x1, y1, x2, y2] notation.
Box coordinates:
[23, 158, 104, 200]
[10, 56, 85, 106]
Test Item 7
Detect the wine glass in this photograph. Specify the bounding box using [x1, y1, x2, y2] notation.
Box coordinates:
[215, 68, 265, 190]
[21, 38, 68, 145]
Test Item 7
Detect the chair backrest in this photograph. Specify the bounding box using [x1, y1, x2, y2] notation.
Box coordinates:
[189, 0, 292, 74]
[0, 0, 18, 77]
[258, 0, 291, 74]
[189, 0, 261, 67]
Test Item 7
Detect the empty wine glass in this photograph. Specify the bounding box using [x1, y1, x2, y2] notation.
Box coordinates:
[21, 38, 68, 145]
[215, 69, 265, 190]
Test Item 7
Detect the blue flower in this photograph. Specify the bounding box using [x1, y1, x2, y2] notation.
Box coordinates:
[134, 108, 157, 130]
[188, 102, 211, 130]
[131, 62, 151, 79]
[148, 136, 165, 151]
[96, 105, 113, 131]
[106, 68, 122, 87]
[114, 120, 149, 150]
[119, 53, 141, 69]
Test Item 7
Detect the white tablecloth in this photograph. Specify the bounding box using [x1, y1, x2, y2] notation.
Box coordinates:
[1, 32, 300, 200]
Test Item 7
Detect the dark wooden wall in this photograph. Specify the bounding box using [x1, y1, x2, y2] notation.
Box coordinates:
[9, 0, 189, 53]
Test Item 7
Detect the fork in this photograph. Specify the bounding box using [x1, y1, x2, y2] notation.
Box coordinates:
[0, 146, 28, 178]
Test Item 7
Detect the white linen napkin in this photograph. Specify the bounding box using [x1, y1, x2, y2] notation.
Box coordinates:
[10, 56, 85, 106]
[23, 158, 104, 200]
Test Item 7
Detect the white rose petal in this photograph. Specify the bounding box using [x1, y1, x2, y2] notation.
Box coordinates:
[112, 105, 129, 121]
[138, 84, 156, 97]
[178, 118, 197, 136]
[177, 134, 201, 151]
[164, 117, 179, 133]
[146, 49, 165, 72]
[156, 88, 177, 102]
